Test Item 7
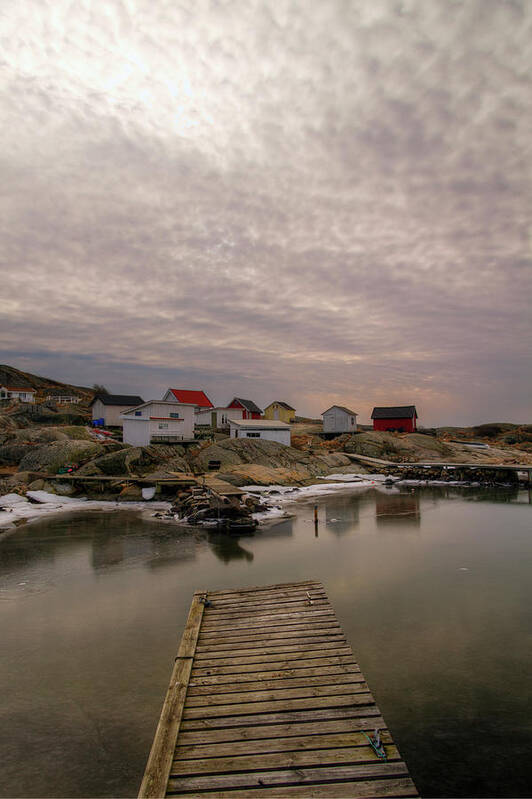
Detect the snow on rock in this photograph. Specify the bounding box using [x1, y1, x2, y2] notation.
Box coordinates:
[26, 491, 84, 504]
[0, 493, 29, 507]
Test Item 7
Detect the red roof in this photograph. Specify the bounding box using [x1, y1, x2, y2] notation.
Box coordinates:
[168, 389, 213, 408]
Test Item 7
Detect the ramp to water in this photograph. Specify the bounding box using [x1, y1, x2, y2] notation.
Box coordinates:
[139, 580, 418, 798]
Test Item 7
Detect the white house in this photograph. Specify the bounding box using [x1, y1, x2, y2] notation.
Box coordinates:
[121, 400, 196, 446]
[322, 405, 358, 434]
[0, 386, 35, 402]
[162, 388, 213, 409]
[229, 419, 291, 446]
[90, 394, 144, 427]
[46, 394, 81, 404]
[195, 406, 244, 428]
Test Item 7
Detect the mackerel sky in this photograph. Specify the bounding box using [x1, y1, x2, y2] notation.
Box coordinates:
[1, 0, 531, 425]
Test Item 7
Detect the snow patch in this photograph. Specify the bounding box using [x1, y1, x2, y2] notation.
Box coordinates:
[0, 493, 172, 530]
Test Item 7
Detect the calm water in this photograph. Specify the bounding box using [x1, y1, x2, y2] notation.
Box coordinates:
[0, 485, 531, 798]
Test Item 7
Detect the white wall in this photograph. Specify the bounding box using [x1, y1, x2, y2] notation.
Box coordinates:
[322, 408, 357, 433]
[122, 419, 150, 447]
[92, 400, 140, 426]
[149, 418, 187, 440]
[229, 425, 291, 446]
[196, 407, 244, 426]
[122, 402, 195, 444]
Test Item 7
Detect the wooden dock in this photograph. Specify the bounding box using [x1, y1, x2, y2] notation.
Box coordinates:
[139, 580, 418, 799]
[344, 453, 532, 479]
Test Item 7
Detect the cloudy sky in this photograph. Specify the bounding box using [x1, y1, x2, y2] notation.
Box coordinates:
[1, 0, 531, 425]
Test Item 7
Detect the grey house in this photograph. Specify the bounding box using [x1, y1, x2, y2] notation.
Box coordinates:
[90, 394, 144, 427]
[321, 405, 358, 434]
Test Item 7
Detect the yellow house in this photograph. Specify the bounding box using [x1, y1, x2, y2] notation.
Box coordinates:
[263, 401, 296, 423]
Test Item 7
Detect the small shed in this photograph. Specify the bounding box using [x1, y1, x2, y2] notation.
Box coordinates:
[321, 405, 358, 434]
[90, 394, 144, 427]
[162, 388, 213, 409]
[263, 401, 296, 423]
[371, 405, 418, 433]
[229, 419, 291, 446]
[227, 397, 263, 419]
[121, 400, 196, 446]
[195, 406, 244, 429]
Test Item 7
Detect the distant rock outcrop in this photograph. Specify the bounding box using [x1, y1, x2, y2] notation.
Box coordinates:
[189, 438, 354, 485]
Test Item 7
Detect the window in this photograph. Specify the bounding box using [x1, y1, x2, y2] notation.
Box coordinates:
[135, 411, 142, 416]
[246, 432, 261, 438]
[169, 412, 180, 418]
[158, 423, 169, 429]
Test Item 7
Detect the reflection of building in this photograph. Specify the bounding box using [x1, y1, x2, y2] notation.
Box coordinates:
[91, 536, 125, 569]
[375, 491, 421, 527]
[207, 534, 254, 563]
[325, 496, 360, 535]
[260, 518, 294, 538]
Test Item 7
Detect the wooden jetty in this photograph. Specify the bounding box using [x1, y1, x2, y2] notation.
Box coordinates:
[139, 580, 418, 799]
[344, 453, 532, 480]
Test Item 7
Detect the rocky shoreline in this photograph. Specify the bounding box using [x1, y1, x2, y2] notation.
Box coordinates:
[1, 423, 530, 533]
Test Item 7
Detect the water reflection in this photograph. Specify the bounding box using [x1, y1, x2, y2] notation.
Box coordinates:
[0, 486, 530, 799]
[325, 495, 360, 535]
[375, 490, 421, 528]
[207, 533, 254, 563]
[259, 518, 294, 538]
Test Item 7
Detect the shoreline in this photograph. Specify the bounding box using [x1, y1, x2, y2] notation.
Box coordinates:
[0, 473, 523, 535]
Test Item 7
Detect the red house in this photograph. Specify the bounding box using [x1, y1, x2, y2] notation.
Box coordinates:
[371, 405, 418, 433]
[163, 388, 213, 408]
[227, 397, 263, 420]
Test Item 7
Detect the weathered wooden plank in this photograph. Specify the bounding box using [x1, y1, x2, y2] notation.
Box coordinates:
[191, 649, 354, 670]
[174, 731, 394, 761]
[199, 620, 340, 638]
[185, 681, 368, 707]
[177, 715, 386, 745]
[138, 594, 205, 799]
[167, 769, 414, 795]
[190, 654, 357, 676]
[179, 704, 383, 731]
[196, 618, 340, 643]
[201, 609, 337, 629]
[187, 672, 364, 694]
[182, 690, 375, 720]
[198, 625, 341, 641]
[170, 747, 402, 778]
[197, 631, 345, 649]
[205, 598, 331, 617]
[193, 642, 351, 664]
[201, 580, 321, 596]
[188, 664, 360, 686]
[205, 595, 328, 613]
[166, 778, 417, 798]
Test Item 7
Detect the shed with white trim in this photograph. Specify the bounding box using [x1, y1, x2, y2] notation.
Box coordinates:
[229, 419, 291, 446]
[121, 400, 196, 446]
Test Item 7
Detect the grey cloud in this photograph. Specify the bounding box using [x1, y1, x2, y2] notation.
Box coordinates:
[1, 0, 531, 425]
